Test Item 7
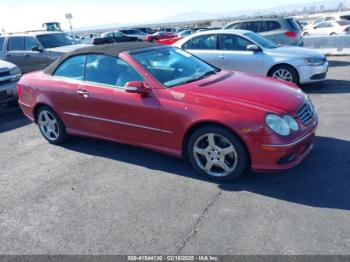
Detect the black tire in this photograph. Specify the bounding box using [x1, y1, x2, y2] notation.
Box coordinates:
[268, 64, 299, 85]
[303, 32, 310, 37]
[330, 33, 337, 36]
[187, 125, 249, 181]
[36, 106, 68, 145]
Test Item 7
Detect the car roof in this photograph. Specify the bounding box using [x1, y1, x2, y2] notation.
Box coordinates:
[188, 29, 251, 36]
[44, 42, 158, 75]
[230, 17, 292, 23]
[3, 31, 65, 37]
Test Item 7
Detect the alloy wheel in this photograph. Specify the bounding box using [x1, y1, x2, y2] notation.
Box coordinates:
[192, 133, 238, 177]
[38, 110, 60, 141]
[272, 69, 293, 82]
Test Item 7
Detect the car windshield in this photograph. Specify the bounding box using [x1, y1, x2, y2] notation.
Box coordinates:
[244, 32, 279, 49]
[37, 33, 75, 48]
[131, 46, 219, 88]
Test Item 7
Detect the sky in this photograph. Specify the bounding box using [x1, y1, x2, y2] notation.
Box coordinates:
[0, 0, 323, 32]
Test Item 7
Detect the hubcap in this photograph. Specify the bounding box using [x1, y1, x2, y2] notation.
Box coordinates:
[272, 69, 293, 82]
[193, 133, 238, 177]
[38, 110, 59, 141]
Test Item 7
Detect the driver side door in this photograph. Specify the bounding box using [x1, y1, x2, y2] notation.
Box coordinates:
[76, 54, 162, 146]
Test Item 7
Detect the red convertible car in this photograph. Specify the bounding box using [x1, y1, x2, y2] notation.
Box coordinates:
[18, 43, 318, 181]
[145, 32, 176, 43]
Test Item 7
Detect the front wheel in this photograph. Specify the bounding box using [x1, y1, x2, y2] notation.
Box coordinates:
[268, 65, 299, 84]
[187, 126, 249, 181]
[36, 106, 68, 144]
[330, 33, 337, 36]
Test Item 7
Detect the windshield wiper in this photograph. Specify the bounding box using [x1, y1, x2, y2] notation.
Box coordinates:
[181, 70, 218, 85]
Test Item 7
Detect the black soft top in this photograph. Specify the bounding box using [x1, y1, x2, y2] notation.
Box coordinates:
[44, 42, 158, 75]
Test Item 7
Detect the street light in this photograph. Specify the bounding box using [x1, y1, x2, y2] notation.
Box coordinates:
[65, 13, 75, 43]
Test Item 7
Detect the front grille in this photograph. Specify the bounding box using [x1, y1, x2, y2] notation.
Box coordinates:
[297, 98, 315, 125]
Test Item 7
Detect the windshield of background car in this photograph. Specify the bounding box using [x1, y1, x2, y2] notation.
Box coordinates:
[131, 47, 219, 88]
[244, 32, 279, 49]
[37, 33, 75, 48]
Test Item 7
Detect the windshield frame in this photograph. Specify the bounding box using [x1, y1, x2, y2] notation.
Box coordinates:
[129, 46, 221, 88]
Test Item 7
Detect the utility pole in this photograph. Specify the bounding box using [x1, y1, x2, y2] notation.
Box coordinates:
[65, 13, 75, 43]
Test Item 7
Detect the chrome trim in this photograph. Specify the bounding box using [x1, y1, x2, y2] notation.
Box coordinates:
[63, 112, 173, 134]
[262, 132, 314, 148]
[18, 101, 33, 109]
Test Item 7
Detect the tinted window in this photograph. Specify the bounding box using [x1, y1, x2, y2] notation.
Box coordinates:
[25, 37, 39, 50]
[189, 34, 216, 50]
[244, 32, 278, 49]
[241, 21, 260, 32]
[257, 22, 268, 32]
[287, 19, 301, 31]
[219, 34, 252, 51]
[8, 37, 25, 51]
[37, 33, 74, 48]
[85, 54, 142, 88]
[54, 55, 86, 80]
[266, 21, 282, 31]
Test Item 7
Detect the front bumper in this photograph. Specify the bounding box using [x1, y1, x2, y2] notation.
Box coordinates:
[0, 80, 18, 105]
[299, 62, 328, 84]
[245, 120, 318, 172]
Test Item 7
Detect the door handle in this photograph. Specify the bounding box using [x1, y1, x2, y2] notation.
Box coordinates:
[24, 54, 30, 57]
[76, 89, 89, 97]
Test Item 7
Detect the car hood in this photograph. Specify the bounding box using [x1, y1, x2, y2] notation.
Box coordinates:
[46, 44, 90, 53]
[176, 71, 306, 114]
[0, 59, 17, 71]
[264, 46, 325, 59]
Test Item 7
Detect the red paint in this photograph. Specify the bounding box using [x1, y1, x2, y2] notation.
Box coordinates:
[284, 31, 298, 37]
[145, 32, 176, 42]
[157, 36, 182, 45]
[18, 50, 317, 172]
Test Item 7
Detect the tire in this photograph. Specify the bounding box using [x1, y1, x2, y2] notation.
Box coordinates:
[36, 106, 68, 145]
[268, 64, 299, 85]
[303, 32, 310, 37]
[330, 33, 337, 36]
[187, 125, 249, 181]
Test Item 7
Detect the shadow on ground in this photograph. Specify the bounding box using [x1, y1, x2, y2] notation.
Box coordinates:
[62, 135, 350, 211]
[301, 79, 350, 94]
[0, 106, 31, 133]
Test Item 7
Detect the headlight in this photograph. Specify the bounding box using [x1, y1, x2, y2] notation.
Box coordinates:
[304, 58, 324, 66]
[283, 115, 299, 131]
[10, 67, 21, 76]
[265, 114, 290, 136]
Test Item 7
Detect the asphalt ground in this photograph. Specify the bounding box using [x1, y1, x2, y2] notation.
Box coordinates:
[0, 57, 349, 255]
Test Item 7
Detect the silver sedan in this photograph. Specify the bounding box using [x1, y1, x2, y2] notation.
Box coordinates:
[173, 29, 328, 84]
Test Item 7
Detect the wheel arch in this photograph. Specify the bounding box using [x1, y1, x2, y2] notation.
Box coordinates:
[267, 63, 300, 84]
[181, 121, 251, 166]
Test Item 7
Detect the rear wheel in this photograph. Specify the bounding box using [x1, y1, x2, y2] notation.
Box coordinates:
[303, 32, 310, 37]
[187, 125, 249, 181]
[36, 106, 68, 144]
[330, 33, 337, 36]
[268, 65, 299, 84]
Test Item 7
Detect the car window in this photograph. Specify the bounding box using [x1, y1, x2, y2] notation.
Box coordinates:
[54, 55, 86, 80]
[219, 34, 253, 51]
[84, 54, 143, 88]
[241, 21, 260, 32]
[8, 37, 25, 51]
[316, 22, 332, 28]
[186, 34, 217, 50]
[226, 23, 241, 29]
[258, 21, 269, 32]
[265, 21, 282, 31]
[25, 37, 39, 50]
[337, 20, 350, 26]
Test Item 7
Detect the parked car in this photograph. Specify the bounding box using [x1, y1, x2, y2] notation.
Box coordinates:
[145, 32, 176, 43]
[18, 42, 318, 181]
[118, 29, 147, 41]
[0, 59, 21, 106]
[224, 17, 303, 46]
[157, 30, 194, 45]
[173, 29, 328, 84]
[303, 20, 350, 37]
[80, 33, 100, 44]
[0, 32, 89, 73]
[132, 27, 155, 34]
[92, 31, 140, 45]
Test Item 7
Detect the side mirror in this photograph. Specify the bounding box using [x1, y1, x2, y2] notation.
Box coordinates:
[32, 46, 42, 52]
[125, 81, 150, 96]
[247, 44, 261, 52]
